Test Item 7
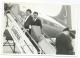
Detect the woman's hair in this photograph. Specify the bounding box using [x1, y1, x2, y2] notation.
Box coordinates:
[63, 27, 70, 31]
[63, 27, 76, 38]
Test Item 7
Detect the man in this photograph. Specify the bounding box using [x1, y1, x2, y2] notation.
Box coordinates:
[31, 12, 42, 43]
[32, 12, 42, 29]
[31, 12, 43, 53]
[56, 28, 74, 55]
[24, 9, 34, 33]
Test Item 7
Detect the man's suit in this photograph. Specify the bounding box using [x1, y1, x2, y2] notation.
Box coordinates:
[24, 16, 42, 29]
[33, 18, 42, 29]
[24, 15, 34, 29]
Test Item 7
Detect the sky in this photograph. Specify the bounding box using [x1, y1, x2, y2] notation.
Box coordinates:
[19, 3, 62, 17]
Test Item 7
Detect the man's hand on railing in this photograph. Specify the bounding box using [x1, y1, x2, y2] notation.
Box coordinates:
[29, 25, 31, 29]
[22, 28, 29, 32]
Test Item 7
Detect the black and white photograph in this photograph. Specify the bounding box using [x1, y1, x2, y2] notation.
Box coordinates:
[0, 0, 78, 56]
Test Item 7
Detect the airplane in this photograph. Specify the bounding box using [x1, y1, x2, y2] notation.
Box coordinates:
[4, 4, 75, 54]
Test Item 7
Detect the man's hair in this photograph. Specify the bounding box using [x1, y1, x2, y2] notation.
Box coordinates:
[33, 12, 38, 15]
[26, 9, 32, 13]
[63, 27, 70, 31]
